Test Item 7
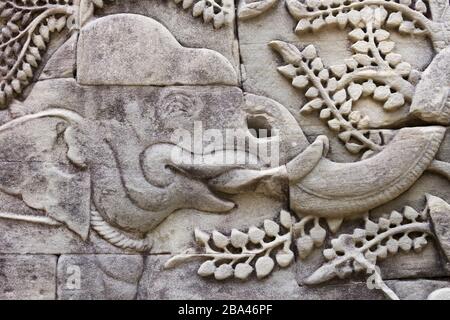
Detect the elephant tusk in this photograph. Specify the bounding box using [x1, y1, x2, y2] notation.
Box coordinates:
[208, 135, 328, 194]
[0, 212, 62, 226]
[290, 126, 446, 219]
[286, 135, 329, 183]
[0, 108, 84, 134]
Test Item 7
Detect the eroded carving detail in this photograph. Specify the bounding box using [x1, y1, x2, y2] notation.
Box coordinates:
[76, 14, 238, 85]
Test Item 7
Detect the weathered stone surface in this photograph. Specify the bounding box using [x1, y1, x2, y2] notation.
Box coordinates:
[0, 255, 56, 300]
[387, 280, 450, 300]
[97, 0, 239, 74]
[138, 255, 301, 300]
[57, 254, 144, 300]
[410, 46, 450, 125]
[77, 14, 238, 86]
[0, 219, 131, 254]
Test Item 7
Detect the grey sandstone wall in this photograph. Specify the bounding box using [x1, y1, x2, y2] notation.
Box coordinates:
[0, 0, 450, 300]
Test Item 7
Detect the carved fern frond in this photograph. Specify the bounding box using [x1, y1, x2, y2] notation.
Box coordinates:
[165, 210, 297, 280]
[165, 210, 335, 279]
[0, 0, 108, 109]
[172, 0, 235, 29]
[306, 200, 435, 299]
[270, 40, 394, 155]
[0, 0, 78, 108]
[286, 0, 450, 50]
[270, 30, 423, 157]
[287, 0, 431, 34]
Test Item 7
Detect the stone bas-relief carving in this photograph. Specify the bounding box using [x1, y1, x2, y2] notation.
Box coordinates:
[0, 0, 236, 108]
[1, 0, 450, 300]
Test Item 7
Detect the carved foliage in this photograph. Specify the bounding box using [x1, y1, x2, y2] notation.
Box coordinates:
[287, 0, 430, 35]
[173, 0, 234, 28]
[166, 195, 450, 299]
[0, 0, 233, 109]
[286, 0, 450, 50]
[165, 210, 334, 279]
[270, 40, 408, 156]
[165, 210, 297, 280]
[306, 199, 435, 300]
[0, 0, 74, 108]
[0, 0, 107, 109]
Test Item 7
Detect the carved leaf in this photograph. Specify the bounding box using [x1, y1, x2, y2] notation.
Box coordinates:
[255, 256, 275, 278]
[310, 224, 326, 247]
[296, 235, 314, 259]
[264, 219, 280, 237]
[248, 226, 265, 244]
[305, 197, 437, 300]
[174, 0, 234, 29]
[214, 264, 234, 280]
[198, 260, 217, 276]
[195, 228, 210, 244]
[269, 41, 303, 65]
[238, 0, 278, 20]
[280, 210, 293, 229]
[234, 263, 253, 279]
[212, 230, 229, 248]
[275, 250, 294, 267]
[230, 229, 249, 248]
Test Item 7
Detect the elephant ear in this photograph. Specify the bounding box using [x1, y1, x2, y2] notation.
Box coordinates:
[0, 114, 91, 240]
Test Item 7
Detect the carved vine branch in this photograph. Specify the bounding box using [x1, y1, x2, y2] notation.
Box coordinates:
[270, 40, 407, 155]
[166, 195, 450, 301]
[286, 0, 450, 50]
[305, 203, 434, 300]
[165, 210, 334, 280]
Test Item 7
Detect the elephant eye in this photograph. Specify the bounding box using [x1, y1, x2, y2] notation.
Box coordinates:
[159, 92, 201, 120]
